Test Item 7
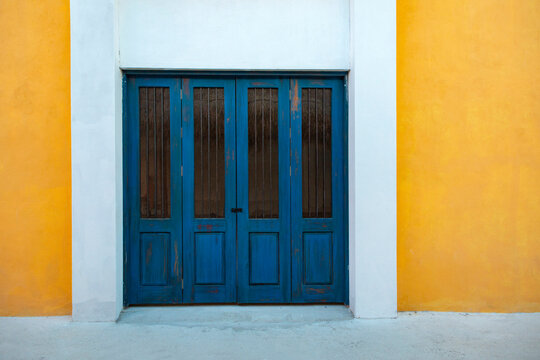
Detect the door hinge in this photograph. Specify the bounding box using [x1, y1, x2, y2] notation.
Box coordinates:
[290, 165, 292, 176]
[289, 88, 291, 101]
[180, 89, 183, 100]
[181, 165, 183, 177]
[289, 127, 291, 139]
[181, 278, 184, 289]
[181, 127, 183, 138]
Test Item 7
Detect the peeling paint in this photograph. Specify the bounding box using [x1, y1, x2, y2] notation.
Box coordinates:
[197, 224, 214, 231]
[174, 243, 179, 276]
[291, 81, 299, 112]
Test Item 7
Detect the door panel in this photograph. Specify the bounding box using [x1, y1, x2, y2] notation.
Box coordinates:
[303, 232, 332, 284]
[291, 78, 345, 303]
[127, 77, 182, 304]
[194, 232, 226, 284]
[140, 233, 170, 285]
[236, 78, 291, 303]
[249, 233, 280, 284]
[182, 78, 237, 303]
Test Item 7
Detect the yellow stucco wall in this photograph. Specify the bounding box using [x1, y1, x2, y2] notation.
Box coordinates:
[0, 0, 538, 315]
[0, 0, 71, 315]
[397, 0, 540, 312]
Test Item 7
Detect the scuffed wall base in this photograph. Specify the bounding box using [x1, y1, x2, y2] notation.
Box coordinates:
[72, 301, 120, 322]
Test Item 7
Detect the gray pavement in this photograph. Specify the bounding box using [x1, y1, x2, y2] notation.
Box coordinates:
[1, 306, 539, 359]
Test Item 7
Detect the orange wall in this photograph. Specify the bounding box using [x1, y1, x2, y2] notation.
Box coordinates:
[0, 0, 71, 315]
[398, 0, 540, 312]
[0, 0, 539, 315]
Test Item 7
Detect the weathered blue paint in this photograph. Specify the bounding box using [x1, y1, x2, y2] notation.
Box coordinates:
[343, 75, 350, 305]
[123, 73, 129, 306]
[291, 78, 345, 303]
[124, 74, 347, 305]
[126, 77, 182, 305]
[140, 233, 170, 285]
[182, 78, 237, 303]
[236, 78, 291, 303]
[303, 232, 333, 285]
[249, 233, 280, 285]
[124, 70, 348, 78]
[194, 233, 226, 285]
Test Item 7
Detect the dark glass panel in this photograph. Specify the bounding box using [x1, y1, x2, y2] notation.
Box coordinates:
[248, 88, 279, 218]
[194, 88, 225, 218]
[302, 88, 332, 218]
[139, 87, 171, 218]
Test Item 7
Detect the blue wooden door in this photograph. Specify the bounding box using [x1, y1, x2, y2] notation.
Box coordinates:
[181, 78, 237, 303]
[290, 78, 345, 303]
[236, 78, 291, 303]
[126, 77, 182, 304]
[126, 75, 346, 305]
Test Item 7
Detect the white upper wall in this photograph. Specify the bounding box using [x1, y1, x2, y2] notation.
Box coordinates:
[119, 0, 349, 70]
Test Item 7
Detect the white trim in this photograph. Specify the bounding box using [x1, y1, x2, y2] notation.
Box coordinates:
[70, 0, 397, 321]
[348, 0, 397, 318]
[71, 0, 123, 321]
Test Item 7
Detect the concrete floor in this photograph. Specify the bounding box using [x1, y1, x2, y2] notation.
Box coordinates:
[1, 306, 539, 360]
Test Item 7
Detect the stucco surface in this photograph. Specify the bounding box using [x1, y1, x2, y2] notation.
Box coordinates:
[348, 0, 396, 318]
[70, 0, 123, 322]
[397, 0, 540, 311]
[0, 0, 71, 315]
[118, 0, 349, 70]
[1, 309, 539, 359]
[1, 0, 540, 316]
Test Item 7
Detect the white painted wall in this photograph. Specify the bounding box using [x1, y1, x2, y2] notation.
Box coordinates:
[118, 0, 349, 70]
[71, 0, 123, 321]
[348, 0, 397, 318]
[71, 0, 396, 321]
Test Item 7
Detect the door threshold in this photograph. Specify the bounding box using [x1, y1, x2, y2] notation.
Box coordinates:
[119, 305, 352, 327]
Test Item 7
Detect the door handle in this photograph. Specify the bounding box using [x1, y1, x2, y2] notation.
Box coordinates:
[231, 208, 243, 213]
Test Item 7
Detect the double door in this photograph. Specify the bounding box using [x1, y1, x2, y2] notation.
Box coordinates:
[126, 76, 345, 304]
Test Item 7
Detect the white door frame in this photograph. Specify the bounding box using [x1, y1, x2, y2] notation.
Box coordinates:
[70, 0, 396, 321]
